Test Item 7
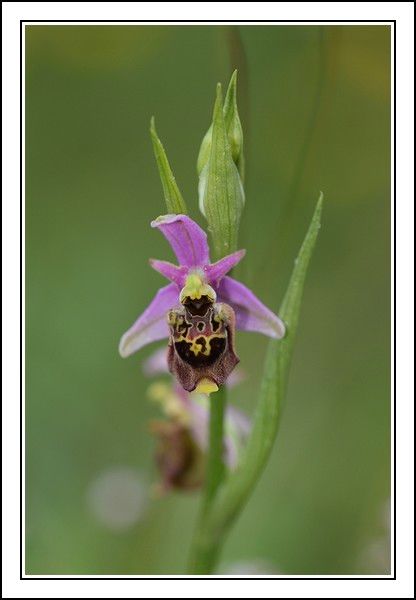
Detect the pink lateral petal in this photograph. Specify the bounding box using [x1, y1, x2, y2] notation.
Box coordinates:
[204, 249, 246, 287]
[149, 259, 188, 287]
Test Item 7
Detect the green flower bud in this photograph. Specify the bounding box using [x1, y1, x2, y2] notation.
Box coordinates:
[197, 70, 244, 181]
[198, 82, 245, 259]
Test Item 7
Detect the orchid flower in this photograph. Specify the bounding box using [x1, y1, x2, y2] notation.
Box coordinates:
[119, 214, 285, 392]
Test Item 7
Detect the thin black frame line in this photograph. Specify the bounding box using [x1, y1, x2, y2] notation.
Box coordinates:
[19, 17, 23, 584]
[20, 19, 396, 582]
[21, 20, 395, 23]
[392, 18, 397, 582]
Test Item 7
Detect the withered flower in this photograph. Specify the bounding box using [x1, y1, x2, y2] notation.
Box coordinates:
[145, 351, 250, 493]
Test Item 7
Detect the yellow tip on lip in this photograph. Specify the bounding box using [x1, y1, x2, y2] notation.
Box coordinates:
[195, 378, 219, 395]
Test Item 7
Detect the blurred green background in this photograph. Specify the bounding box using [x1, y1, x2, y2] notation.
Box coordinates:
[25, 25, 391, 575]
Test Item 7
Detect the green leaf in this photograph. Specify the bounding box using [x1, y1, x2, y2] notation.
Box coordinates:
[150, 117, 187, 215]
[214, 193, 323, 530]
[199, 84, 245, 260]
[197, 71, 244, 181]
[188, 194, 323, 573]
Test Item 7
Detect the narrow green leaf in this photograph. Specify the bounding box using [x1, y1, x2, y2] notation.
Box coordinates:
[201, 84, 245, 260]
[235, 193, 324, 486]
[192, 194, 324, 568]
[150, 117, 187, 215]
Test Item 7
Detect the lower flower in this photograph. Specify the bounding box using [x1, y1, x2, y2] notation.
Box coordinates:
[145, 350, 250, 493]
[149, 420, 205, 493]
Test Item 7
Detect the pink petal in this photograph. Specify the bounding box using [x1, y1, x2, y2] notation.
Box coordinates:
[142, 346, 169, 376]
[224, 405, 251, 470]
[149, 259, 188, 287]
[151, 214, 210, 267]
[224, 367, 245, 388]
[217, 276, 285, 339]
[119, 283, 179, 357]
[204, 249, 246, 287]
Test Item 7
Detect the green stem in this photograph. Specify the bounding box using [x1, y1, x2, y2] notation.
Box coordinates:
[203, 387, 226, 511]
[187, 386, 227, 573]
[187, 519, 224, 575]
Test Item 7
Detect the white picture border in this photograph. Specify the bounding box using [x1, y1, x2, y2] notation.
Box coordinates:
[3, 3, 414, 598]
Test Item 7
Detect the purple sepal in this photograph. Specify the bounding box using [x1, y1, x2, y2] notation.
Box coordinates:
[119, 283, 179, 357]
[218, 276, 286, 339]
[151, 214, 210, 267]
